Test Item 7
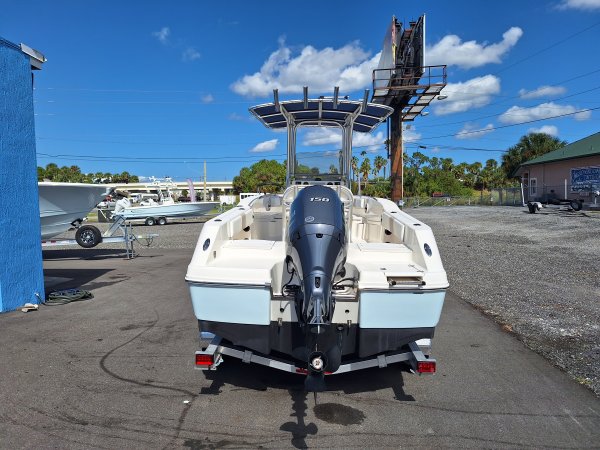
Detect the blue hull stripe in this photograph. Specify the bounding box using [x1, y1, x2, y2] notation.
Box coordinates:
[359, 291, 445, 329]
[189, 285, 270, 325]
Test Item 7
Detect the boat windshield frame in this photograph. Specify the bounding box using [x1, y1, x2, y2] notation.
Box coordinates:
[249, 88, 393, 188]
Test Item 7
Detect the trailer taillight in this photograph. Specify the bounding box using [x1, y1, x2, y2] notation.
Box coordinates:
[195, 354, 214, 367]
[417, 360, 436, 373]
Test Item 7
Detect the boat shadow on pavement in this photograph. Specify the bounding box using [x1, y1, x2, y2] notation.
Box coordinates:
[200, 355, 414, 399]
[200, 358, 415, 449]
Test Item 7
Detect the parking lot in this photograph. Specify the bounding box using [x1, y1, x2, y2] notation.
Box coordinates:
[0, 206, 598, 448]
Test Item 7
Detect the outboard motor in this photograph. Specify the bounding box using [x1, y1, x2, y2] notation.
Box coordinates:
[288, 185, 347, 391]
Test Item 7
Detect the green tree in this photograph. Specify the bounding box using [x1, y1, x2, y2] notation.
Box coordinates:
[363, 179, 391, 198]
[232, 159, 286, 193]
[480, 159, 506, 190]
[501, 132, 567, 179]
[373, 155, 387, 179]
[441, 157, 454, 172]
[360, 157, 371, 185]
[37, 164, 140, 183]
[351, 156, 359, 185]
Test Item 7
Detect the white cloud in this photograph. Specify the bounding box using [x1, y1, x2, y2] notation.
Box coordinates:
[519, 85, 566, 99]
[231, 39, 379, 97]
[228, 112, 248, 121]
[557, 0, 600, 10]
[301, 128, 387, 153]
[499, 102, 591, 124]
[528, 125, 559, 136]
[456, 123, 495, 140]
[303, 128, 342, 146]
[353, 131, 386, 153]
[433, 75, 501, 115]
[152, 27, 170, 44]
[302, 128, 385, 153]
[250, 138, 278, 153]
[201, 94, 214, 103]
[182, 47, 201, 62]
[426, 27, 523, 69]
[402, 128, 422, 143]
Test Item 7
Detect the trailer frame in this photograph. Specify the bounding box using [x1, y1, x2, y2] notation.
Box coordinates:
[41, 215, 158, 259]
[194, 332, 437, 376]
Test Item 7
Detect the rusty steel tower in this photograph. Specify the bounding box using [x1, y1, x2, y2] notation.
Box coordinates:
[371, 15, 447, 202]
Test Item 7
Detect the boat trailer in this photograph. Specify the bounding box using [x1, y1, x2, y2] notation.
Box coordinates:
[41, 215, 158, 258]
[527, 198, 583, 214]
[194, 332, 437, 376]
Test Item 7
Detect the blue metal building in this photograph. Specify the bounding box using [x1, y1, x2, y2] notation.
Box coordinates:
[0, 37, 46, 312]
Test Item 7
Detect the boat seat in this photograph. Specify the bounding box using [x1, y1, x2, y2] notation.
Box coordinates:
[346, 242, 421, 289]
[203, 240, 286, 285]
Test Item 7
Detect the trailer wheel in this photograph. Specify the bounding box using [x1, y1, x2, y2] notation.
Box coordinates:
[145, 217, 156, 226]
[570, 200, 582, 211]
[157, 217, 167, 225]
[75, 225, 102, 248]
[528, 203, 536, 214]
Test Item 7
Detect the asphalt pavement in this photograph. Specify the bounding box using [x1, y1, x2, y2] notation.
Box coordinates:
[0, 245, 598, 448]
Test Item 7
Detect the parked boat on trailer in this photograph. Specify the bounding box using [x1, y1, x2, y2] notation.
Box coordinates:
[115, 177, 218, 226]
[38, 182, 111, 240]
[186, 88, 449, 391]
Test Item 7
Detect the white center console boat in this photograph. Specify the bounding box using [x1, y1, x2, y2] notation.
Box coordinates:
[186, 88, 448, 391]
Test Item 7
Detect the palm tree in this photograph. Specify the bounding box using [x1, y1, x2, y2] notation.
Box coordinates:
[441, 157, 454, 172]
[468, 162, 482, 189]
[501, 132, 567, 179]
[360, 158, 371, 185]
[373, 155, 387, 179]
[351, 156, 359, 184]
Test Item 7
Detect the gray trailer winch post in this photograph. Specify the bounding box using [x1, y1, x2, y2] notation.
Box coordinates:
[194, 332, 437, 376]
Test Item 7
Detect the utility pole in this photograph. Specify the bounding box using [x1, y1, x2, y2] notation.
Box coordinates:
[389, 108, 404, 201]
[203, 161, 207, 201]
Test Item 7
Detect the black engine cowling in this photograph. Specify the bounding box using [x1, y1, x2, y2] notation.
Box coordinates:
[288, 185, 347, 327]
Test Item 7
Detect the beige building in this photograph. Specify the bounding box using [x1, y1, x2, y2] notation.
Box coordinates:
[516, 132, 600, 204]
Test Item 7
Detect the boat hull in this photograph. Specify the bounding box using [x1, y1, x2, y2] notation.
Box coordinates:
[39, 182, 110, 239]
[120, 202, 217, 219]
[189, 282, 445, 360]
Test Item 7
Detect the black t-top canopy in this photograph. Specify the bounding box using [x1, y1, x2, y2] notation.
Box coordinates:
[249, 99, 394, 133]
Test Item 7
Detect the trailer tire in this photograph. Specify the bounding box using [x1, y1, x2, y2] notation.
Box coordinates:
[528, 203, 536, 214]
[570, 200, 582, 211]
[145, 217, 156, 226]
[157, 217, 167, 225]
[75, 225, 102, 248]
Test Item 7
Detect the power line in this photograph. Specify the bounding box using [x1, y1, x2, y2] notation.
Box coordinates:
[492, 21, 600, 76]
[417, 106, 600, 142]
[416, 79, 600, 130]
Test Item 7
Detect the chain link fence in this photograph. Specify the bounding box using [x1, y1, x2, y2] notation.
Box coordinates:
[524, 181, 599, 202]
[402, 187, 524, 208]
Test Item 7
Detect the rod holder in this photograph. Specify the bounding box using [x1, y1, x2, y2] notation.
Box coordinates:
[361, 89, 369, 113]
[273, 89, 280, 112]
[333, 86, 339, 109]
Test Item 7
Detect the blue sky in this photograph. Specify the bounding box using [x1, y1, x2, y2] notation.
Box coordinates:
[2, 0, 599, 182]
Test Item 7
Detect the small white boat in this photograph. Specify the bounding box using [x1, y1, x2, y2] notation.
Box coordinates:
[187, 88, 449, 391]
[116, 178, 218, 225]
[39, 182, 111, 239]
